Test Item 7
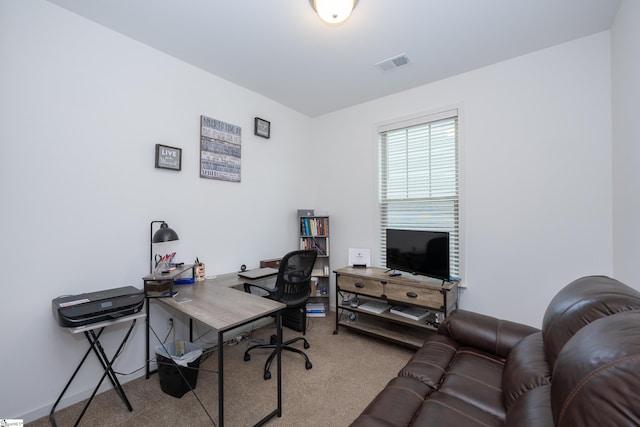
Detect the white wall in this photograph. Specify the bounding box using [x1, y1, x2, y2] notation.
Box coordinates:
[0, 1, 313, 421]
[612, 0, 640, 287]
[314, 32, 614, 327]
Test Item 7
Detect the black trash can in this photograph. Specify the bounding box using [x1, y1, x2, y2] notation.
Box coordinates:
[155, 341, 203, 398]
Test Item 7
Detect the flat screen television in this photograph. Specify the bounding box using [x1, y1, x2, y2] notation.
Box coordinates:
[386, 229, 450, 281]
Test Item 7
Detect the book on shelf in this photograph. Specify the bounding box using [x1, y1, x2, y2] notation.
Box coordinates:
[300, 217, 329, 237]
[312, 237, 328, 255]
[299, 237, 329, 256]
[390, 305, 430, 321]
[307, 311, 326, 317]
[306, 302, 326, 313]
[358, 301, 392, 314]
[306, 302, 326, 317]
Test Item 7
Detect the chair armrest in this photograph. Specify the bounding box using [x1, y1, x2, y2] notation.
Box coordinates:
[243, 282, 275, 298]
[437, 309, 539, 358]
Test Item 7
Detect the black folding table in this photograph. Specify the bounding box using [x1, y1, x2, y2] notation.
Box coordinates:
[49, 312, 145, 427]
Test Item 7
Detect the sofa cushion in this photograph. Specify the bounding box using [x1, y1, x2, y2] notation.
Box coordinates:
[551, 311, 640, 426]
[503, 384, 554, 427]
[438, 309, 538, 358]
[398, 335, 459, 387]
[411, 392, 504, 427]
[542, 275, 640, 368]
[350, 376, 435, 427]
[437, 346, 506, 420]
[502, 332, 551, 409]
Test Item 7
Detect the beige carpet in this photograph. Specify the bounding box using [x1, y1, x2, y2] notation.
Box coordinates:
[29, 316, 414, 426]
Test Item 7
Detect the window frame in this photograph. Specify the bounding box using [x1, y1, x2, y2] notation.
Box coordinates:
[376, 108, 463, 281]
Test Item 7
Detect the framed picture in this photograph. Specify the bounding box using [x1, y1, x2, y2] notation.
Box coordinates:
[254, 117, 271, 139]
[155, 144, 182, 171]
[201, 115, 242, 182]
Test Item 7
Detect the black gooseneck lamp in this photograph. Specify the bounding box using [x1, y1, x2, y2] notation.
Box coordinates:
[150, 221, 179, 273]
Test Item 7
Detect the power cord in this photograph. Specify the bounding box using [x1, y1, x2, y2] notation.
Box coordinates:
[227, 331, 251, 346]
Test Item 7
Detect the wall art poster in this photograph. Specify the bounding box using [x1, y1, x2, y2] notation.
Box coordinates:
[200, 115, 242, 182]
[155, 144, 182, 171]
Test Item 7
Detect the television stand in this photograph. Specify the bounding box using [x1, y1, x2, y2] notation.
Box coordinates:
[333, 266, 459, 348]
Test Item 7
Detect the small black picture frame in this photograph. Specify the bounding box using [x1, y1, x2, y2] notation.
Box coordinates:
[254, 117, 271, 139]
[155, 144, 182, 171]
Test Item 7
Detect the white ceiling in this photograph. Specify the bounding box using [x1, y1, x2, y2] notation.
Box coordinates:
[46, 0, 621, 117]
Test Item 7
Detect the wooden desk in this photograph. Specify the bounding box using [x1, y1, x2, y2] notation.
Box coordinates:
[145, 273, 285, 427]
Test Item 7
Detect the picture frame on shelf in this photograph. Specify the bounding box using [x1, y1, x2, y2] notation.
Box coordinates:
[254, 117, 271, 139]
[155, 144, 182, 171]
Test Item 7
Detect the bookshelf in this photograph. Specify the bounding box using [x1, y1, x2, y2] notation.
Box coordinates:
[299, 215, 330, 316]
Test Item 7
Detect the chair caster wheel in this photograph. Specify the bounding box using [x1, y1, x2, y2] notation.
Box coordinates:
[264, 371, 272, 380]
[244, 353, 251, 362]
[304, 342, 310, 349]
[305, 361, 312, 370]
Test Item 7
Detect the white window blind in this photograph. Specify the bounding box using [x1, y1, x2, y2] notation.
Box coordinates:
[378, 110, 459, 278]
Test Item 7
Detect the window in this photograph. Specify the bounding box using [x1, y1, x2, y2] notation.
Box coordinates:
[378, 109, 460, 278]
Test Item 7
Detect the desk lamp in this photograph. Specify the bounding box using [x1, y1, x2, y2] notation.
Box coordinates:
[150, 221, 179, 273]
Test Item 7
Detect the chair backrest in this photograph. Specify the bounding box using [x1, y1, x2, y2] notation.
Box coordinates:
[272, 250, 318, 308]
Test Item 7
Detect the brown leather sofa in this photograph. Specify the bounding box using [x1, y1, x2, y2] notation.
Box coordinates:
[351, 276, 640, 426]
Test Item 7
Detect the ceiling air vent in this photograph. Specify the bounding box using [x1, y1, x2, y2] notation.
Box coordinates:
[375, 54, 410, 72]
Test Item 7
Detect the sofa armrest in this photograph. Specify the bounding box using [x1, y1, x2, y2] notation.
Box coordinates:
[437, 309, 539, 358]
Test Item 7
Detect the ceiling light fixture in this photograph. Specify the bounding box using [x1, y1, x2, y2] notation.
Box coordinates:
[311, 0, 358, 25]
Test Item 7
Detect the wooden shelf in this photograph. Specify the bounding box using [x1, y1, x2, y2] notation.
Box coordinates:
[143, 264, 195, 298]
[143, 264, 195, 282]
[348, 301, 435, 330]
[334, 266, 458, 348]
[337, 314, 433, 349]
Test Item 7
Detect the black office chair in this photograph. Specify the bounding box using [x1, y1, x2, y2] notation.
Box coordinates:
[243, 249, 318, 380]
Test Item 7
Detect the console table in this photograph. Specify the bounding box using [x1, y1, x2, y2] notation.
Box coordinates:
[333, 267, 459, 348]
